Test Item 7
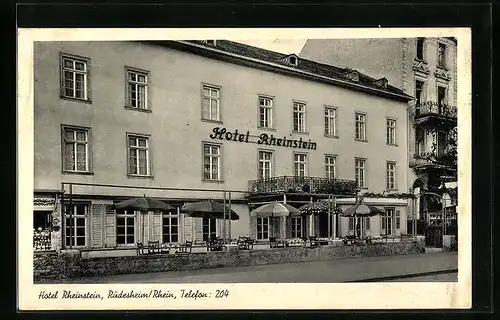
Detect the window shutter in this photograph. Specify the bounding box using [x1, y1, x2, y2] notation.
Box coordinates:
[104, 205, 116, 247]
[365, 217, 371, 230]
[91, 204, 104, 248]
[250, 216, 257, 239]
[151, 212, 162, 242]
[183, 214, 193, 242]
[59, 56, 65, 97]
[194, 218, 203, 243]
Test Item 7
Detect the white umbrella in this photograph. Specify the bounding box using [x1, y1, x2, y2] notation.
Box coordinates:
[250, 201, 301, 218]
[251, 202, 301, 238]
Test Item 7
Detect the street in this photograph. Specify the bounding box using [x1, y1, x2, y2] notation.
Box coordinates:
[44, 251, 458, 284]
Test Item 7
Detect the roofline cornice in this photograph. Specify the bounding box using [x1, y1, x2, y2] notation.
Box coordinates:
[147, 41, 413, 102]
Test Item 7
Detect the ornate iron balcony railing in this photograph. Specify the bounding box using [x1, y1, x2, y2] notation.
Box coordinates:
[248, 176, 359, 195]
[414, 101, 457, 119]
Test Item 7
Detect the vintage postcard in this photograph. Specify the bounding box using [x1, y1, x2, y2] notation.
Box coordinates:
[18, 27, 471, 310]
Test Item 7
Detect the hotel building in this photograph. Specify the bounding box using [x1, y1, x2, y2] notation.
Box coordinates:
[301, 38, 458, 232]
[33, 40, 412, 255]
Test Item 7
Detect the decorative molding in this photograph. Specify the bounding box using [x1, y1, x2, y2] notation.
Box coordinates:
[412, 59, 430, 75]
[280, 54, 299, 67]
[434, 67, 452, 81]
[34, 197, 56, 207]
[401, 38, 409, 93]
[373, 77, 388, 89]
[343, 70, 359, 82]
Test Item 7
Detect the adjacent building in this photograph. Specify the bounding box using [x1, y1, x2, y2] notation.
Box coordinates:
[34, 40, 412, 255]
[301, 37, 458, 233]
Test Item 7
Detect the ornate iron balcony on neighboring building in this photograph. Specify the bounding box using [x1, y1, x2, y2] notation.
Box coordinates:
[414, 101, 457, 119]
[412, 101, 457, 129]
[248, 176, 359, 196]
[410, 151, 457, 173]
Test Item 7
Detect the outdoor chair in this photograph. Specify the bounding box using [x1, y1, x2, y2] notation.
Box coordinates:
[239, 238, 254, 250]
[176, 240, 193, 254]
[269, 237, 277, 248]
[238, 237, 250, 250]
[206, 238, 224, 252]
[309, 236, 320, 248]
[147, 240, 161, 254]
[136, 242, 146, 255]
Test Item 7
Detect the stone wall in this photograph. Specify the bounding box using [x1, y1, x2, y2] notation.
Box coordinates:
[34, 241, 425, 282]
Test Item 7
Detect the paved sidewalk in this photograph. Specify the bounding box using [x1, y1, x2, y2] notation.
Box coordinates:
[47, 251, 458, 284]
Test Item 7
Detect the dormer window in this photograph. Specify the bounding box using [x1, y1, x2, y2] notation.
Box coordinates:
[204, 40, 217, 46]
[289, 56, 298, 66]
[344, 70, 359, 82]
[374, 77, 388, 89]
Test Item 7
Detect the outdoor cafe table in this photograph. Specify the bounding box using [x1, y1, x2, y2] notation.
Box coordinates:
[161, 243, 187, 254]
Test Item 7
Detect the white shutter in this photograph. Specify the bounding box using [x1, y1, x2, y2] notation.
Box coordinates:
[151, 212, 162, 242]
[104, 205, 116, 247]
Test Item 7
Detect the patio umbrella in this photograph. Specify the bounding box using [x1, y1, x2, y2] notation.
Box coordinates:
[250, 201, 301, 218]
[340, 204, 385, 217]
[114, 195, 176, 243]
[250, 202, 301, 237]
[114, 195, 176, 212]
[181, 200, 239, 242]
[180, 200, 240, 220]
[340, 203, 385, 238]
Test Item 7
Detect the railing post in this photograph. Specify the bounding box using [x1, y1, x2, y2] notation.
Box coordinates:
[69, 183, 73, 249]
[228, 191, 232, 241]
[223, 191, 226, 241]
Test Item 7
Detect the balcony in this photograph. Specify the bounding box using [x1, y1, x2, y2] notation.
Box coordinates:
[410, 152, 456, 172]
[413, 101, 457, 129]
[248, 176, 359, 196]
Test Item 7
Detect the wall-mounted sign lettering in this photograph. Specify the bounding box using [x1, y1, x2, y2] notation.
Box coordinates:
[209, 127, 317, 150]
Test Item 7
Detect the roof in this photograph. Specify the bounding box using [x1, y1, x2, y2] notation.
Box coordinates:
[144, 40, 412, 102]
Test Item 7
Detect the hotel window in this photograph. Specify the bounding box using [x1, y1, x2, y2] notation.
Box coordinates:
[324, 107, 337, 136]
[416, 38, 425, 60]
[365, 217, 371, 231]
[116, 210, 135, 245]
[325, 155, 337, 179]
[62, 126, 91, 173]
[60, 54, 89, 101]
[355, 158, 366, 188]
[203, 218, 217, 241]
[294, 153, 307, 178]
[415, 80, 424, 115]
[126, 68, 148, 110]
[386, 119, 396, 145]
[386, 162, 397, 190]
[293, 102, 306, 132]
[438, 43, 447, 68]
[258, 151, 273, 180]
[257, 217, 269, 240]
[259, 96, 273, 129]
[202, 85, 220, 121]
[127, 134, 150, 176]
[64, 203, 87, 247]
[162, 214, 179, 243]
[438, 86, 447, 106]
[203, 143, 221, 181]
[291, 217, 302, 238]
[348, 217, 354, 231]
[355, 113, 366, 141]
[383, 208, 394, 235]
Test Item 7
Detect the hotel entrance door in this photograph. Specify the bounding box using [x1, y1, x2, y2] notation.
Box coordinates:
[318, 213, 328, 237]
